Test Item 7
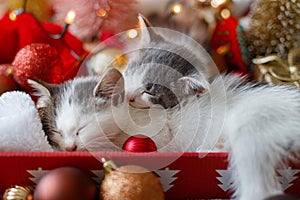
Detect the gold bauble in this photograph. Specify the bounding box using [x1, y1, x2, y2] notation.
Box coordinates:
[100, 159, 164, 200]
[3, 185, 34, 200]
[247, 0, 300, 59]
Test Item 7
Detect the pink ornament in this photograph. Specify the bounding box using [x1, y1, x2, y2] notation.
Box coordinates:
[123, 135, 157, 153]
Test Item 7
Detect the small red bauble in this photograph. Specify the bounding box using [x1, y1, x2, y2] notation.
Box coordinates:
[12, 43, 64, 90]
[0, 64, 18, 95]
[123, 134, 157, 152]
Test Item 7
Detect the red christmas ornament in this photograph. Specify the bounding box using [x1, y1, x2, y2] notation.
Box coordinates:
[12, 43, 64, 90]
[34, 167, 97, 200]
[0, 64, 18, 95]
[123, 134, 157, 153]
[0, 10, 87, 81]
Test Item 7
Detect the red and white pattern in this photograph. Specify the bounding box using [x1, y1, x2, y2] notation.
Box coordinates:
[1, 152, 300, 199]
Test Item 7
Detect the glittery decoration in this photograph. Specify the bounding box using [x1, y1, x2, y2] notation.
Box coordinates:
[247, 0, 300, 59]
[3, 185, 34, 200]
[122, 134, 157, 152]
[101, 160, 164, 200]
[12, 43, 64, 90]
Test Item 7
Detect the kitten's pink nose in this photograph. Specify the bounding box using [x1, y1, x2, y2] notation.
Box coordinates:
[66, 145, 77, 152]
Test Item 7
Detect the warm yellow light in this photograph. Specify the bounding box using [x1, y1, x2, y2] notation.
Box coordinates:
[211, 0, 227, 8]
[97, 9, 107, 17]
[9, 12, 17, 21]
[65, 9, 76, 24]
[220, 8, 231, 19]
[216, 44, 230, 55]
[127, 29, 138, 39]
[171, 3, 183, 14]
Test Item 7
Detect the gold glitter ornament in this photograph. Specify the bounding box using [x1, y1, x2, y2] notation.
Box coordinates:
[247, 0, 300, 59]
[100, 158, 165, 200]
[3, 185, 34, 200]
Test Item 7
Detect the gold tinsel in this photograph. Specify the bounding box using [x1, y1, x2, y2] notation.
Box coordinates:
[247, 0, 300, 59]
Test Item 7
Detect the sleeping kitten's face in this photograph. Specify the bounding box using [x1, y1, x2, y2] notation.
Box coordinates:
[28, 69, 126, 152]
[124, 16, 209, 109]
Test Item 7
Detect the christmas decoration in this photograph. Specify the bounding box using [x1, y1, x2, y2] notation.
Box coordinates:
[3, 185, 33, 200]
[0, 91, 52, 151]
[34, 167, 97, 200]
[0, 10, 87, 80]
[122, 134, 157, 152]
[100, 158, 164, 200]
[253, 47, 300, 87]
[247, 0, 300, 59]
[277, 167, 300, 191]
[7, 0, 53, 21]
[0, 64, 17, 95]
[211, 6, 250, 75]
[216, 168, 234, 192]
[28, 167, 50, 184]
[52, 0, 139, 42]
[155, 168, 180, 192]
[12, 43, 64, 90]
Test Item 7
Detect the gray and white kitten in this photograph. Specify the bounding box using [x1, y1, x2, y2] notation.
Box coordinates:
[121, 18, 300, 200]
[28, 69, 128, 152]
[124, 16, 216, 109]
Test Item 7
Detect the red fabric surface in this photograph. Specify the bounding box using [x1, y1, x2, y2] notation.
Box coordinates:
[0, 11, 87, 82]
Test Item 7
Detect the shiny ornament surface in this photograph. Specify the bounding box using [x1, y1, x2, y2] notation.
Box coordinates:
[3, 185, 33, 200]
[34, 167, 97, 200]
[101, 163, 164, 200]
[12, 43, 63, 90]
[123, 134, 157, 152]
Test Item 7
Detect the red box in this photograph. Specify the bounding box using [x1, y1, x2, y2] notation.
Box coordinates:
[1, 152, 300, 199]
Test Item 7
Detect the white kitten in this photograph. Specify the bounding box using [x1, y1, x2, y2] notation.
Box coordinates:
[28, 69, 128, 152]
[120, 17, 300, 200]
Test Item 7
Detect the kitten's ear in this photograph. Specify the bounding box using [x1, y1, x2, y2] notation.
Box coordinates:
[172, 77, 208, 97]
[27, 79, 52, 108]
[93, 68, 124, 105]
[138, 14, 162, 46]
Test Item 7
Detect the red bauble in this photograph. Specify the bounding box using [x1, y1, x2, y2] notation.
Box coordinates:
[123, 134, 157, 153]
[0, 64, 18, 95]
[12, 43, 64, 89]
[0, 11, 87, 81]
[34, 167, 97, 200]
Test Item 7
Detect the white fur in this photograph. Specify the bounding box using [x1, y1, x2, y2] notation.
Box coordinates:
[52, 77, 128, 152]
[0, 91, 52, 152]
[122, 74, 300, 200]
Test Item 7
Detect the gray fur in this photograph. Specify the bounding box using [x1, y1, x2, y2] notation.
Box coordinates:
[124, 20, 211, 109]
